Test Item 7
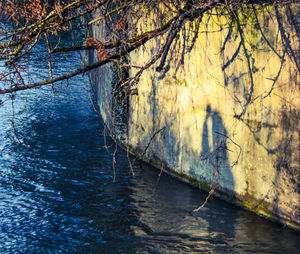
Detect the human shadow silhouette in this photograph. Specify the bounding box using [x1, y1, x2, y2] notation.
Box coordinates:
[200, 105, 234, 192]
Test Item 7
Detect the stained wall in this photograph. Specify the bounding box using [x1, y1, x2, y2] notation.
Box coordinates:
[88, 3, 300, 230]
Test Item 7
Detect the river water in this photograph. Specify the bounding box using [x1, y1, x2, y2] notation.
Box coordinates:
[0, 46, 300, 253]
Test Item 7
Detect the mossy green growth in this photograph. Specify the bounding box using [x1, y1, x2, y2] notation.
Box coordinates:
[240, 201, 275, 219]
[241, 200, 256, 210]
[199, 181, 211, 192]
[256, 204, 274, 218]
[126, 144, 135, 153]
[134, 152, 148, 161]
[174, 79, 188, 87]
[136, 153, 143, 159]
[151, 159, 159, 167]
[171, 171, 211, 192]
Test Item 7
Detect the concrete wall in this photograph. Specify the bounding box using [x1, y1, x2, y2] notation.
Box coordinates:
[87, 3, 300, 230]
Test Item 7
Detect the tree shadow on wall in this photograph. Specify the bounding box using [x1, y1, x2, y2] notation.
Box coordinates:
[272, 108, 300, 224]
[199, 105, 234, 192]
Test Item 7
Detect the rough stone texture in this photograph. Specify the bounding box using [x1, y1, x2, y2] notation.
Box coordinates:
[84, 8, 127, 140]
[88, 4, 300, 229]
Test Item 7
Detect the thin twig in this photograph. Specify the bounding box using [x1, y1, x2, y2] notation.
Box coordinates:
[113, 143, 117, 182]
[44, 32, 55, 94]
[193, 186, 216, 212]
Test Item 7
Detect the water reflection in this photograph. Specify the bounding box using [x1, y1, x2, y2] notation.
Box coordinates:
[0, 51, 299, 253]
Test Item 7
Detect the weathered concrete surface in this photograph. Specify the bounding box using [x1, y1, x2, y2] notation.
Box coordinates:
[87, 4, 300, 230]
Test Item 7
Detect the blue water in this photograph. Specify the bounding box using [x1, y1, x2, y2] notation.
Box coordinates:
[0, 47, 299, 253]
